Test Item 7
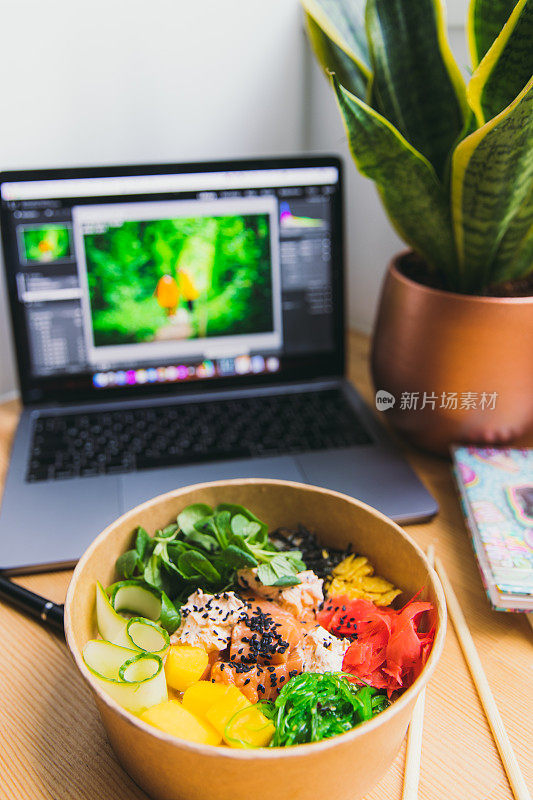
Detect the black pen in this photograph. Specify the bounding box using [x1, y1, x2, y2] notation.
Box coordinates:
[0, 575, 65, 635]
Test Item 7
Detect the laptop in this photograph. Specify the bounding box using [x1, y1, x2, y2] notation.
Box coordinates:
[0, 156, 437, 572]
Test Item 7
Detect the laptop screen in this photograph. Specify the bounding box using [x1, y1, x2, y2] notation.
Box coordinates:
[0, 158, 344, 403]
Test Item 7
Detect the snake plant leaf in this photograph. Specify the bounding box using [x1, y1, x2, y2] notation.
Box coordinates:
[468, 0, 533, 125]
[333, 78, 458, 280]
[365, 0, 468, 179]
[502, 227, 533, 281]
[451, 77, 533, 291]
[490, 186, 533, 283]
[468, 0, 518, 67]
[302, 0, 371, 100]
[441, 109, 479, 191]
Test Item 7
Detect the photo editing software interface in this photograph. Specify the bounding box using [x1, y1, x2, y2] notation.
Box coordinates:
[1, 166, 339, 393]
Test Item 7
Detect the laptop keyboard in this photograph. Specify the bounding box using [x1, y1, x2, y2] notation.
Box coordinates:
[26, 389, 373, 482]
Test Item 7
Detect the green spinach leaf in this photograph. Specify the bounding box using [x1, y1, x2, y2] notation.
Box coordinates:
[230, 514, 263, 541]
[116, 549, 142, 579]
[272, 575, 301, 587]
[159, 590, 181, 634]
[114, 501, 306, 604]
[154, 523, 179, 542]
[257, 554, 301, 586]
[144, 553, 164, 590]
[177, 503, 213, 536]
[135, 526, 154, 563]
[177, 551, 221, 582]
[221, 544, 258, 569]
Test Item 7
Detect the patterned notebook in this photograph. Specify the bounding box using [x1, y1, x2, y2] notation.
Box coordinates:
[451, 446, 533, 612]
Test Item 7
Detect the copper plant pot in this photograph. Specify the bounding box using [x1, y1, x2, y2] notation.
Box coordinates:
[371, 253, 533, 455]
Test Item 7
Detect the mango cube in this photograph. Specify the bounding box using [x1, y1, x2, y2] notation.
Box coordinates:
[182, 680, 235, 718]
[164, 645, 209, 692]
[205, 687, 252, 735]
[224, 704, 275, 748]
[140, 699, 221, 745]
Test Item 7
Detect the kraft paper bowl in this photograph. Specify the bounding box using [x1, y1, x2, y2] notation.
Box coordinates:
[65, 479, 446, 800]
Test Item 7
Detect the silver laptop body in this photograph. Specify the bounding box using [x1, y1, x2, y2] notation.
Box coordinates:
[0, 156, 437, 572]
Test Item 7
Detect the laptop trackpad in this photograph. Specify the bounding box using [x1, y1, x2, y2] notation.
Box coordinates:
[120, 456, 304, 511]
[0, 474, 122, 570]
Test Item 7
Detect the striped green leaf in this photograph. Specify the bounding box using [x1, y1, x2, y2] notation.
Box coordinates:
[468, 0, 518, 67]
[507, 233, 533, 280]
[451, 77, 533, 291]
[333, 78, 458, 279]
[490, 186, 533, 283]
[365, 0, 468, 179]
[468, 0, 533, 124]
[302, 0, 371, 100]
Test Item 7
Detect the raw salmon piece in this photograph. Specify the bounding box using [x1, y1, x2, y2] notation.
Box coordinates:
[230, 599, 305, 666]
[237, 569, 323, 623]
[211, 648, 304, 703]
[212, 599, 307, 702]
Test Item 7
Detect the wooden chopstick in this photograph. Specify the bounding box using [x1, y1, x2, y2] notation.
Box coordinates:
[435, 556, 531, 800]
[401, 544, 434, 800]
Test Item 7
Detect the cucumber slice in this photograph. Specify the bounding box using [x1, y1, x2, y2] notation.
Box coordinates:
[126, 618, 169, 656]
[110, 582, 161, 621]
[98, 668, 167, 714]
[95, 581, 130, 648]
[119, 652, 162, 682]
[83, 640, 167, 714]
[96, 582, 169, 656]
[83, 639, 137, 680]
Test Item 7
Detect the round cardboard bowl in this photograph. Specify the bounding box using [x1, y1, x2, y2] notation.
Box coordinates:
[65, 479, 446, 800]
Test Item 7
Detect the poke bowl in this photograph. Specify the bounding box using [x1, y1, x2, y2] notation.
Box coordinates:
[64, 478, 446, 800]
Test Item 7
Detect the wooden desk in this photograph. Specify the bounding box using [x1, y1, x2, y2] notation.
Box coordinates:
[0, 331, 531, 800]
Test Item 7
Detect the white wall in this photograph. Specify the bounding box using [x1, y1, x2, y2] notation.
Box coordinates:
[0, 0, 305, 398]
[0, 0, 469, 398]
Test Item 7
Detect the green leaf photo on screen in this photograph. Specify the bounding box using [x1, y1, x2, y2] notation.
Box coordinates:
[19, 223, 73, 263]
[83, 214, 274, 347]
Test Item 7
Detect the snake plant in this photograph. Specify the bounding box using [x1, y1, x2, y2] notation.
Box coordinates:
[303, 0, 533, 293]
